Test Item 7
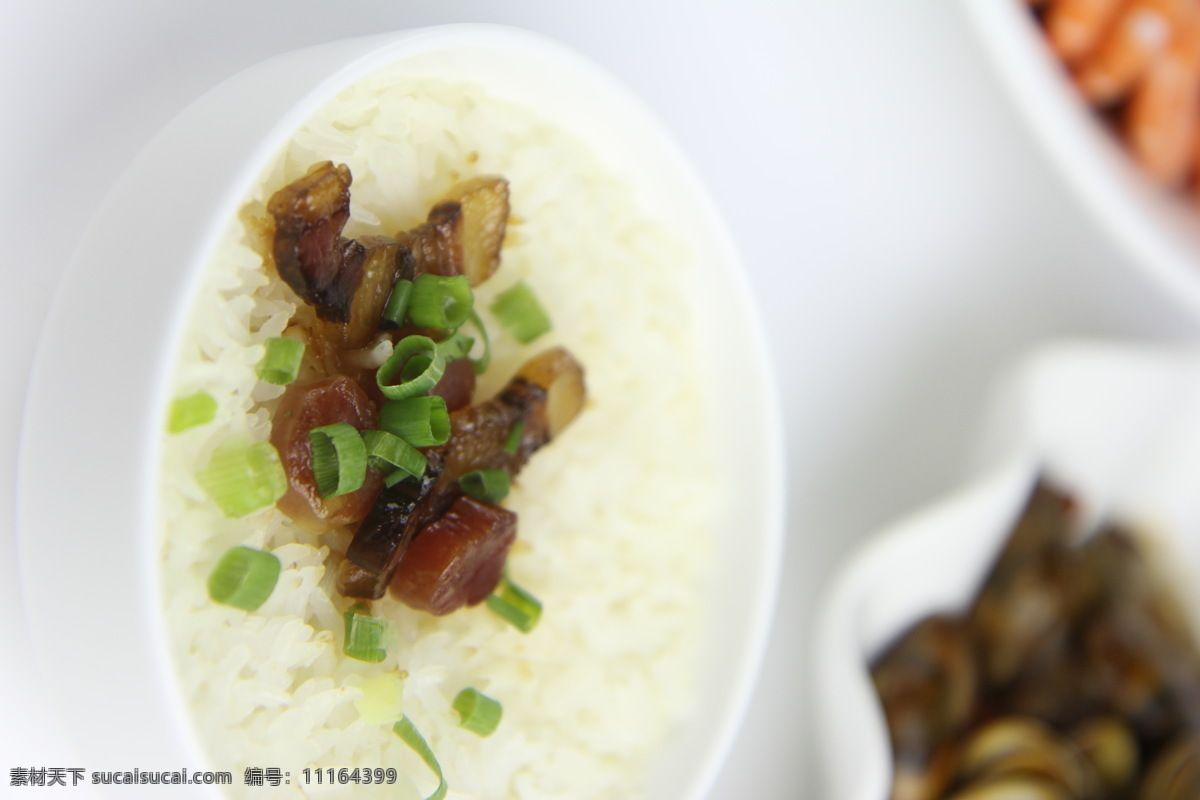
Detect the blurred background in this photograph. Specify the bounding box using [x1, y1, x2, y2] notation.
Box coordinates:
[4, 0, 1200, 797]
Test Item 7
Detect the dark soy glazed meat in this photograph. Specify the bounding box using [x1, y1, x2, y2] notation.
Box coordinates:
[337, 450, 446, 600]
[266, 162, 583, 617]
[268, 163, 508, 331]
[270, 375, 383, 528]
[338, 347, 585, 600]
[429, 357, 476, 413]
[390, 495, 518, 615]
[267, 162, 365, 323]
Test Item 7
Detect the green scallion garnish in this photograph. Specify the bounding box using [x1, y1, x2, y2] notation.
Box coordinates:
[361, 429, 427, 481]
[343, 603, 389, 663]
[354, 673, 404, 725]
[196, 440, 288, 518]
[407, 274, 473, 331]
[167, 391, 217, 433]
[459, 469, 510, 504]
[490, 281, 551, 344]
[393, 716, 448, 800]
[486, 572, 542, 633]
[256, 337, 306, 385]
[384, 469, 416, 488]
[309, 422, 368, 498]
[464, 310, 492, 375]
[437, 330, 474, 362]
[381, 278, 414, 328]
[503, 419, 524, 456]
[377, 335, 446, 400]
[380, 396, 450, 448]
[207, 546, 281, 611]
[452, 688, 502, 737]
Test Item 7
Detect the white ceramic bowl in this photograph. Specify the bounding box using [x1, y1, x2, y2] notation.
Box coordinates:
[18, 25, 783, 799]
[815, 340, 1200, 800]
[964, 0, 1200, 318]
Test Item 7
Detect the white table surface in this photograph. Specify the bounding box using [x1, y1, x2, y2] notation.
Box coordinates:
[4, 1, 1200, 798]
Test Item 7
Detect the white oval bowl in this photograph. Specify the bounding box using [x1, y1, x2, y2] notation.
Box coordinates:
[815, 339, 1200, 800]
[964, 0, 1200, 318]
[18, 24, 784, 799]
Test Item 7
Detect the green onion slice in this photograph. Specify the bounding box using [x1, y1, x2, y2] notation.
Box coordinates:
[379, 396, 450, 448]
[377, 335, 446, 400]
[437, 330, 474, 362]
[407, 274, 473, 331]
[343, 603, 389, 663]
[452, 688, 502, 737]
[381, 278, 414, 328]
[167, 391, 217, 433]
[490, 281, 551, 344]
[459, 469, 510, 504]
[503, 419, 524, 456]
[361, 429, 427, 480]
[384, 469, 416, 488]
[393, 716, 448, 800]
[256, 337, 306, 385]
[309, 422, 368, 498]
[207, 546, 280, 611]
[486, 572, 542, 633]
[196, 440, 288, 518]
[464, 310, 492, 375]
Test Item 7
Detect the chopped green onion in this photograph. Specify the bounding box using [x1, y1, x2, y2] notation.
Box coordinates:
[393, 716, 447, 800]
[381, 278, 414, 328]
[207, 546, 280, 611]
[407, 274, 473, 331]
[379, 396, 450, 448]
[354, 673, 405, 725]
[437, 330, 474, 362]
[196, 440, 287, 517]
[503, 419, 525, 456]
[343, 603, 389, 663]
[167, 391, 217, 433]
[309, 422, 368, 498]
[452, 688, 502, 737]
[256, 337, 306, 385]
[362, 429, 427, 480]
[377, 335, 446, 400]
[459, 469, 510, 504]
[490, 281, 551, 344]
[384, 469, 415, 487]
[464, 310, 491, 375]
[486, 572, 542, 633]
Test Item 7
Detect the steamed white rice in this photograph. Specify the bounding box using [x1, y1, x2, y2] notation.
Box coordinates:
[159, 68, 718, 799]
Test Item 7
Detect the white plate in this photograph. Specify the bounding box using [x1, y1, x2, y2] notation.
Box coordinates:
[964, 0, 1200, 318]
[814, 339, 1200, 800]
[17, 24, 784, 799]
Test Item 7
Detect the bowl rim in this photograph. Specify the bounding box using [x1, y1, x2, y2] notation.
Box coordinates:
[963, 0, 1200, 320]
[16, 22, 785, 799]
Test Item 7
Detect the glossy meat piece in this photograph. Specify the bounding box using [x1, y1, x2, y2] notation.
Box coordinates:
[438, 175, 509, 286]
[315, 236, 414, 349]
[339, 450, 445, 599]
[429, 356, 476, 412]
[389, 495, 517, 615]
[431, 348, 586, 495]
[394, 175, 510, 287]
[267, 162, 365, 323]
[396, 202, 465, 280]
[270, 375, 382, 528]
